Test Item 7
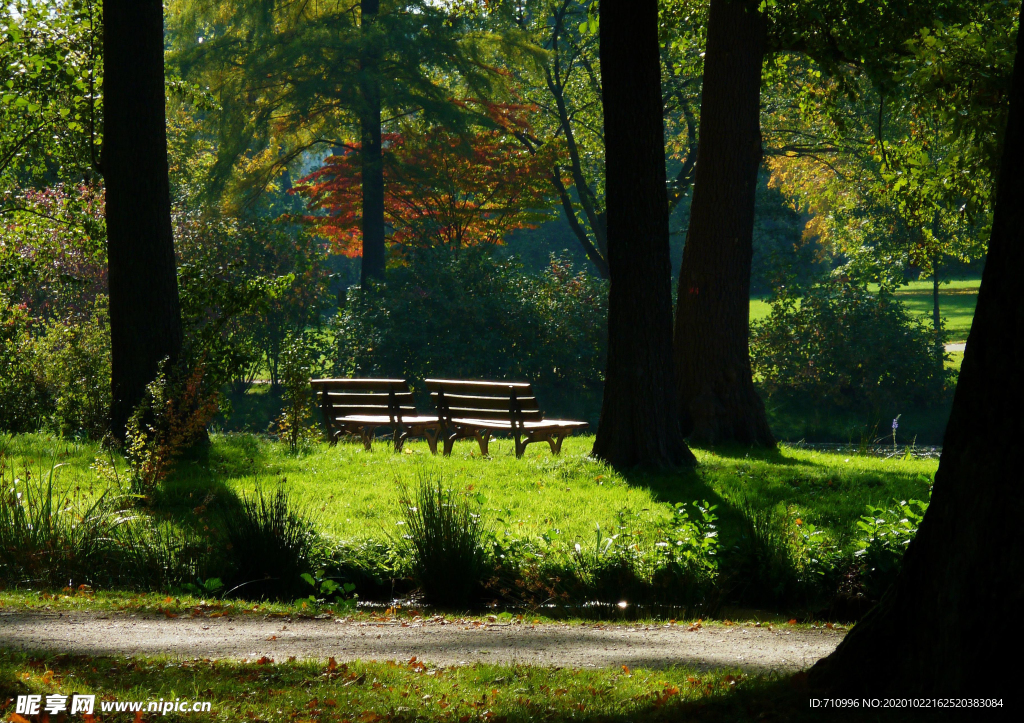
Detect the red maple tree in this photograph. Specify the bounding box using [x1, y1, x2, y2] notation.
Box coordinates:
[292, 122, 558, 257]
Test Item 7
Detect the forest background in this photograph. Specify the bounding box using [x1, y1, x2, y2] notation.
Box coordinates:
[1, 0, 1015, 445]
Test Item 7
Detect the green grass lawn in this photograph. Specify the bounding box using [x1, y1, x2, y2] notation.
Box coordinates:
[0, 648, 922, 723]
[5, 433, 934, 560]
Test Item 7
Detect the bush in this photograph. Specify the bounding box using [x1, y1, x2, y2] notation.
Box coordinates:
[35, 302, 111, 438]
[0, 298, 111, 439]
[398, 474, 489, 607]
[331, 248, 606, 395]
[217, 482, 321, 600]
[0, 302, 46, 433]
[751, 279, 952, 413]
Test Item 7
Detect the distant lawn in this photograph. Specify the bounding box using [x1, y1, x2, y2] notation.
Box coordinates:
[6, 433, 934, 558]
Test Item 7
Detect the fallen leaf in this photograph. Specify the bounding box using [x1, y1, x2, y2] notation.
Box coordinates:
[267, 635, 278, 641]
[10, 714, 31, 723]
[257, 656, 274, 665]
[621, 665, 630, 675]
[788, 619, 797, 625]
[327, 657, 338, 672]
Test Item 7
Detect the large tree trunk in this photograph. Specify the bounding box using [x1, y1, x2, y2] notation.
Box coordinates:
[104, 0, 182, 439]
[810, 6, 1024, 695]
[360, 0, 386, 283]
[672, 0, 775, 447]
[591, 0, 695, 468]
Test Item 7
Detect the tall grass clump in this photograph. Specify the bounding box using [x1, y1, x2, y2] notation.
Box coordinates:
[725, 500, 803, 606]
[0, 439, 205, 589]
[397, 474, 489, 608]
[218, 481, 320, 600]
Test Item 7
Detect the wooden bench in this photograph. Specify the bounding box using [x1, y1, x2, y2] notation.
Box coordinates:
[310, 378, 441, 453]
[425, 379, 588, 458]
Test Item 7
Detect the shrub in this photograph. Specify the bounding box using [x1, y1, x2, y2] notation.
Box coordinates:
[331, 248, 606, 396]
[397, 474, 489, 607]
[120, 360, 220, 498]
[0, 301, 46, 433]
[271, 331, 321, 452]
[217, 481, 321, 601]
[751, 279, 952, 413]
[35, 301, 111, 438]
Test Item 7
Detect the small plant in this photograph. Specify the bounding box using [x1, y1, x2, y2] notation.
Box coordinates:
[397, 474, 489, 607]
[300, 568, 357, 611]
[854, 498, 927, 597]
[122, 359, 220, 498]
[218, 481, 321, 600]
[272, 332, 317, 452]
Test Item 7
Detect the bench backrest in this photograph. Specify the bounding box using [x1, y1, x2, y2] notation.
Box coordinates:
[425, 379, 544, 427]
[311, 378, 414, 426]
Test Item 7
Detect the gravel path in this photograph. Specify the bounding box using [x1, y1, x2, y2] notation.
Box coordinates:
[0, 611, 843, 673]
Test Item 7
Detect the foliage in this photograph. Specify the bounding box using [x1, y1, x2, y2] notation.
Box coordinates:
[751, 278, 953, 413]
[167, 0, 525, 204]
[272, 331, 321, 453]
[854, 497, 928, 598]
[0, 0, 102, 202]
[397, 474, 489, 607]
[0, 297, 110, 439]
[34, 301, 111, 438]
[0, 302, 46, 434]
[331, 248, 606, 392]
[0, 184, 106, 321]
[119, 361, 220, 498]
[293, 123, 557, 256]
[218, 481, 322, 601]
[174, 210, 334, 392]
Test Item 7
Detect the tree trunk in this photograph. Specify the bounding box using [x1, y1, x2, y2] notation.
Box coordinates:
[932, 251, 941, 333]
[672, 0, 775, 447]
[104, 0, 182, 439]
[591, 0, 695, 469]
[809, 6, 1024, 695]
[360, 0, 386, 283]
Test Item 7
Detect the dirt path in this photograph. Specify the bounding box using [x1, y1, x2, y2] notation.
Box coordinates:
[0, 611, 843, 673]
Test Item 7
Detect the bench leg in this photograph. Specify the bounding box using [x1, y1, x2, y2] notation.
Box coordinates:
[474, 430, 491, 456]
[393, 426, 407, 453]
[423, 427, 439, 455]
[547, 434, 566, 455]
[443, 433, 458, 456]
[360, 426, 374, 451]
[514, 434, 529, 459]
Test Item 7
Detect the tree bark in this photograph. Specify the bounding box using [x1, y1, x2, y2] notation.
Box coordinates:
[592, 0, 695, 469]
[104, 0, 182, 439]
[932, 251, 941, 333]
[809, 5, 1024, 695]
[672, 0, 775, 447]
[360, 0, 386, 283]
